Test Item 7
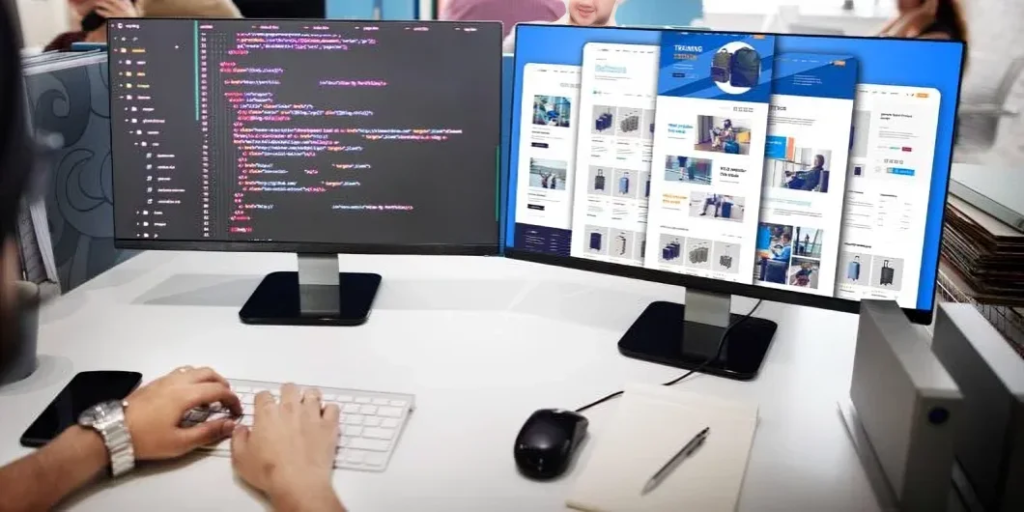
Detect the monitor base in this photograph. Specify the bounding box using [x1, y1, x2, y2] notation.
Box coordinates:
[239, 255, 381, 326]
[617, 295, 777, 381]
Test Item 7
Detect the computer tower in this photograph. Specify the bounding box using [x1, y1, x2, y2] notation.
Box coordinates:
[932, 304, 1024, 512]
[844, 300, 961, 511]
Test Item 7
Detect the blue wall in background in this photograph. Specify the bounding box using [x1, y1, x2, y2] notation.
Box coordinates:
[614, 0, 703, 27]
[326, 0, 417, 20]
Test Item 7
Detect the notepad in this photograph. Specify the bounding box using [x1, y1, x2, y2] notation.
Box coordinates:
[566, 384, 759, 512]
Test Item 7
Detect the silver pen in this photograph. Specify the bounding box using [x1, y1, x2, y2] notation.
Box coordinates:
[641, 427, 710, 495]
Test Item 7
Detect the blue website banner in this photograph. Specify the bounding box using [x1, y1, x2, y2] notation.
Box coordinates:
[657, 32, 775, 103]
[772, 53, 858, 100]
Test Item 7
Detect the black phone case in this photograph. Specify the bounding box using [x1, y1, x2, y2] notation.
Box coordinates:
[19, 370, 142, 448]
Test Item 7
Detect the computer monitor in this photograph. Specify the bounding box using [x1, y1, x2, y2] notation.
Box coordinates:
[505, 24, 964, 379]
[108, 19, 502, 326]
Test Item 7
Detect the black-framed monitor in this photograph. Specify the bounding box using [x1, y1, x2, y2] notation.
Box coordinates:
[504, 24, 965, 379]
[108, 19, 502, 325]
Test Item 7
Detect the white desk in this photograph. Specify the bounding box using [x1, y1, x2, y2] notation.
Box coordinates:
[0, 251, 882, 511]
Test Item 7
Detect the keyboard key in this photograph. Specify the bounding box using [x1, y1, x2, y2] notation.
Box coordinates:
[364, 416, 382, 427]
[349, 438, 390, 452]
[233, 385, 252, 393]
[240, 416, 254, 426]
[343, 426, 364, 437]
[381, 418, 399, 429]
[251, 388, 266, 394]
[389, 400, 407, 407]
[322, 394, 337, 401]
[363, 427, 394, 440]
[344, 450, 366, 464]
[372, 398, 390, 406]
[343, 414, 365, 425]
[336, 395, 353, 403]
[365, 453, 387, 467]
[242, 405, 255, 415]
[270, 389, 281, 397]
[377, 406, 402, 418]
[239, 394, 255, 405]
[359, 405, 377, 415]
[355, 397, 372, 404]
[342, 403, 360, 414]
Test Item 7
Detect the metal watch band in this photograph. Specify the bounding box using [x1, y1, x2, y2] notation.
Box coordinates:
[98, 417, 135, 477]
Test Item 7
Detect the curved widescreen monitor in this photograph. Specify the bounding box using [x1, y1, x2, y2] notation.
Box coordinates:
[109, 19, 502, 255]
[504, 24, 965, 323]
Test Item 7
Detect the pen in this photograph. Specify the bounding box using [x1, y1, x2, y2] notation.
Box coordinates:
[641, 427, 710, 495]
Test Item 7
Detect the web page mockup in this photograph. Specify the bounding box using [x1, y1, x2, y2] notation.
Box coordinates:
[835, 84, 941, 307]
[755, 54, 858, 296]
[569, 43, 659, 266]
[646, 33, 776, 283]
[512, 63, 582, 255]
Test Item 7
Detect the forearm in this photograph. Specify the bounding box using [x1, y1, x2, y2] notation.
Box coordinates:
[0, 426, 108, 512]
[269, 481, 346, 512]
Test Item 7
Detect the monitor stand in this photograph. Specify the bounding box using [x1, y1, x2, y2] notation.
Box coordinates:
[617, 289, 777, 380]
[239, 254, 381, 326]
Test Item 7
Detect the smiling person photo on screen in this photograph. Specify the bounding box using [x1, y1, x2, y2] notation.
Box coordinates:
[503, 0, 625, 52]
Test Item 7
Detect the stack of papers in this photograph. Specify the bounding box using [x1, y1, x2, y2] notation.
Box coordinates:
[566, 384, 759, 512]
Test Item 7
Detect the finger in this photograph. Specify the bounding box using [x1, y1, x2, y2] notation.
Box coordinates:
[301, 388, 322, 417]
[178, 418, 235, 450]
[183, 367, 231, 388]
[230, 425, 250, 466]
[182, 382, 243, 415]
[280, 383, 301, 408]
[322, 403, 340, 424]
[254, 390, 275, 417]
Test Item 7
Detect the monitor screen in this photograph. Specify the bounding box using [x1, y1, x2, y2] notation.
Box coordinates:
[505, 25, 964, 314]
[109, 19, 501, 253]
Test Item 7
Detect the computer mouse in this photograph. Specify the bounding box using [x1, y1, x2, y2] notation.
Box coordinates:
[514, 408, 589, 480]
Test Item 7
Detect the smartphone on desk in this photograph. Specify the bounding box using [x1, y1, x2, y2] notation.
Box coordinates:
[20, 371, 142, 447]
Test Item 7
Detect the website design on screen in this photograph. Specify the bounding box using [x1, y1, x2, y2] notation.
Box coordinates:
[506, 27, 961, 309]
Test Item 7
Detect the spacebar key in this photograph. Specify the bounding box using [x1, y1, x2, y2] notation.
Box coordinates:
[348, 438, 390, 452]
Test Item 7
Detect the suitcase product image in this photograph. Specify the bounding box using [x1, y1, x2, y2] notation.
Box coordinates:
[590, 232, 602, 251]
[620, 114, 640, 133]
[847, 256, 861, 281]
[596, 112, 613, 132]
[645, 175, 651, 198]
[729, 47, 760, 88]
[619, 173, 630, 195]
[719, 254, 733, 269]
[880, 259, 895, 286]
[712, 49, 732, 83]
[617, 235, 627, 255]
[594, 169, 605, 191]
[662, 240, 681, 261]
[720, 201, 733, 219]
[688, 245, 709, 264]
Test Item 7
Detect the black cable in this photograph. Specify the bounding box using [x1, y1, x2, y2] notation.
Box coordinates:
[575, 299, 764, 414]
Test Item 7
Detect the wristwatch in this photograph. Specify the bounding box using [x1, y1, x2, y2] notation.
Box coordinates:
[77, 400, 135, 477]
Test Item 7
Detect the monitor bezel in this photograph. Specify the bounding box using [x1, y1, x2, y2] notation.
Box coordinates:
[108, 18, 505, 257]
[503, 23, 967, 325]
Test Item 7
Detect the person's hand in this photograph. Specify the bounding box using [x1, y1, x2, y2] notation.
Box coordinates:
[124, 366, 242, 460]
[93, 0, 139, 19]
[231, 384, 341, 503]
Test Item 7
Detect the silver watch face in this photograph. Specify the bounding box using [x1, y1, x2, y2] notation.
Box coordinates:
[78, 400, 123, 427]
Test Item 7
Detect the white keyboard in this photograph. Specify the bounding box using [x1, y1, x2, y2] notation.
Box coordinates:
[181, 379, 415, 472]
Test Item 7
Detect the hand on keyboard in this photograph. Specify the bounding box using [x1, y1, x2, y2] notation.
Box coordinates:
[125, 366, 242, 460]
[231, 384, 342, 505]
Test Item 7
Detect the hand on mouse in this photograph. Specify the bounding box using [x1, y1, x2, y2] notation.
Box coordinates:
[231, 383, 345, 512]
[124, 366, 242, 460]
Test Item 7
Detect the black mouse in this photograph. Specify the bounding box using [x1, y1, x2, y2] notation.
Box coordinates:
[514, 408, 589, 480]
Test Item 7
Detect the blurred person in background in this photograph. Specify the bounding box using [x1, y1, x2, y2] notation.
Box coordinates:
[502, 0, 624, 52]
[137, 0, 242, 18]
[441, 0, 564, 40]
[45, 0, 140, 51]
[878, 0, 968, 42]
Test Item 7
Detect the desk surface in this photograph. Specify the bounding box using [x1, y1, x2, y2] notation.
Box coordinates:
[0, 251, 882, 512]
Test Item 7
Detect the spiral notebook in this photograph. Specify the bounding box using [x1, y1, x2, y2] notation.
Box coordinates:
[566, 384, 759, 512]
